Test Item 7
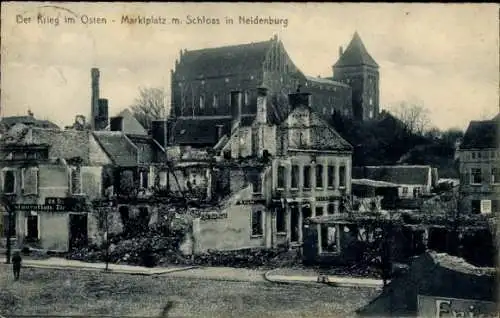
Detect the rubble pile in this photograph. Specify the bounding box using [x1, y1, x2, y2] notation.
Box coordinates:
[189, 247, 290, 268]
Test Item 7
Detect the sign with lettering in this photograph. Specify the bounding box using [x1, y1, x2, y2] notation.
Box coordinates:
[481, 200, 492, 214]
[45, 197, 67, 206]
[417, 295, 498, 318]
[236, 199, 266, 205]
[199, 212, 228, 221]
[15, 204, 66, 212]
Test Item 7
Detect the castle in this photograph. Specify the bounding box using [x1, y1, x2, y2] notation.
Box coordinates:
[168, 32, 379, 148]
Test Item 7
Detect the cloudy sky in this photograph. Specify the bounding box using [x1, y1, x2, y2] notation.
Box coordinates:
[1, 3, 498, 130]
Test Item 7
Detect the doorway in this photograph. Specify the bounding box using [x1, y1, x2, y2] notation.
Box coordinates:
[69, 213, 88, 251]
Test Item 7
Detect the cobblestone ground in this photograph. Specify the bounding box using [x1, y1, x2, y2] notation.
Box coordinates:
[0, 267, 380, 318]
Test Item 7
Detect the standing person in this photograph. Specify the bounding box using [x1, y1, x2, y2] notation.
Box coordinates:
[12, 251, 22, 280]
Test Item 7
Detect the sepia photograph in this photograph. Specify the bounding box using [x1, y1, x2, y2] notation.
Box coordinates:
[0, 2, 499, 317]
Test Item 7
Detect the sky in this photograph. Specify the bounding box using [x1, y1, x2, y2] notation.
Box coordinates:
[1, 2, 498, 131]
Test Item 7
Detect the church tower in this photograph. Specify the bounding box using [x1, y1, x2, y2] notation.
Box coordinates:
[332, 32, 379, 121]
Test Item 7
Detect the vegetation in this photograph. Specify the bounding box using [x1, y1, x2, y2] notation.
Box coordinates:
[329, 109, 464, 178]
[130, 86, 169, 130]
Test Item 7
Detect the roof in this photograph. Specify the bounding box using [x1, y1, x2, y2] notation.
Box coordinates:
[177, 39, 273, 79]
[285, 105, 353, 152]
[126, 134, 166, 164]
[305, 76, 350, 88]
[353, 165, 432, 185]
[172, 115, 258, 146]
[1, 126, 94, 163]
[459, 119, 499, 150]
[173, 117, 232, 146]
[333, 32, 379, 68]
[0, 116, 60, 131]
[357, 252, 496, 317]
[352, 178, 400, 188]
[93, 131, 138, 167]
[109, 109, 148, 136]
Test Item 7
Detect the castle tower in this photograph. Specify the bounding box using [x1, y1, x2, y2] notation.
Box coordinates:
[332, 32, 379, 121]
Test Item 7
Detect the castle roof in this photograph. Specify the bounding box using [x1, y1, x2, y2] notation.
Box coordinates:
[334, 32, 379, 68]
[460, 119, 499, 150]
[176, 39, 274, 79]
[305, 76, 351, 88]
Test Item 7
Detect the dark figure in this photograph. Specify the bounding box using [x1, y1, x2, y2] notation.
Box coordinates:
[12, 251, 22, 280]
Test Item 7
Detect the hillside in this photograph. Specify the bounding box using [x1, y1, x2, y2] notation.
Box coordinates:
[329, 111, 462, 178]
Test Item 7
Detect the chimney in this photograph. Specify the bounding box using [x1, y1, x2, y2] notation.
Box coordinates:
[151, 120, 171, 148]
[95, 98, 109, 130]
[91, 68, 100, 130]
[288, 87, 312, 109]
[110, 116, 124, 132]
[230, 90, 242, 131]
[339, 46, 343, 58]
[256, 87, 268, 124]
[215, 124, 224, 141]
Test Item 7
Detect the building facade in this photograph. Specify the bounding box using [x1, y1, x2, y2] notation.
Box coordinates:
[211, 88, 353, 248]
[0, 110, 171, 252]
[170, 32, 379, 148]
[458, 118, 500, 214]
[0, 126, 112, 251]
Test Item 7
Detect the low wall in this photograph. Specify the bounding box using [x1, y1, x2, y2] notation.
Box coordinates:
[192, 203, 267, 254]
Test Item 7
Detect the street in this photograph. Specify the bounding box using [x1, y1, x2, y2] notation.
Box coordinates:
[0, 267, 380, 317]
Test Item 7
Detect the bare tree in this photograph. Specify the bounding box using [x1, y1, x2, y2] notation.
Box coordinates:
[130, 87, 169, 130]
[389, 101, 431, 135]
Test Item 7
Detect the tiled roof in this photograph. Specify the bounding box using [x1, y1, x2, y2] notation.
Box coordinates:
[110, 109, 148, 135]
[310, 122, 353, 151]
[352, 178, 400, 188]
[93, 131, 138, 167]
[460, 119, 499, 150]
[3, 127, 93, 163]
[177, 40, 273, 79]
[0, 116, 60, 132]
[172, 117, 232, 146]
[334, 32, 378, 68]
[352, 165, 432, 185]
[172, 115, 259, 146]
[285, 107, 353, 152]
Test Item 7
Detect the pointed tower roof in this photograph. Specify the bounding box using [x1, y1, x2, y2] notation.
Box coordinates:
[334, 32, 379, 68]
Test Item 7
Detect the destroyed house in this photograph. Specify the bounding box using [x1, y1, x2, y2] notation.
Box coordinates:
[201, 88, 353, 250]
[458, 117, 500, 214]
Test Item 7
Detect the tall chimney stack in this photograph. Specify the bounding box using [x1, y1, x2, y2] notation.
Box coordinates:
[91, 68, 100, 130]
[339, 46, 343, 58]
[95, 98, 109, 130]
